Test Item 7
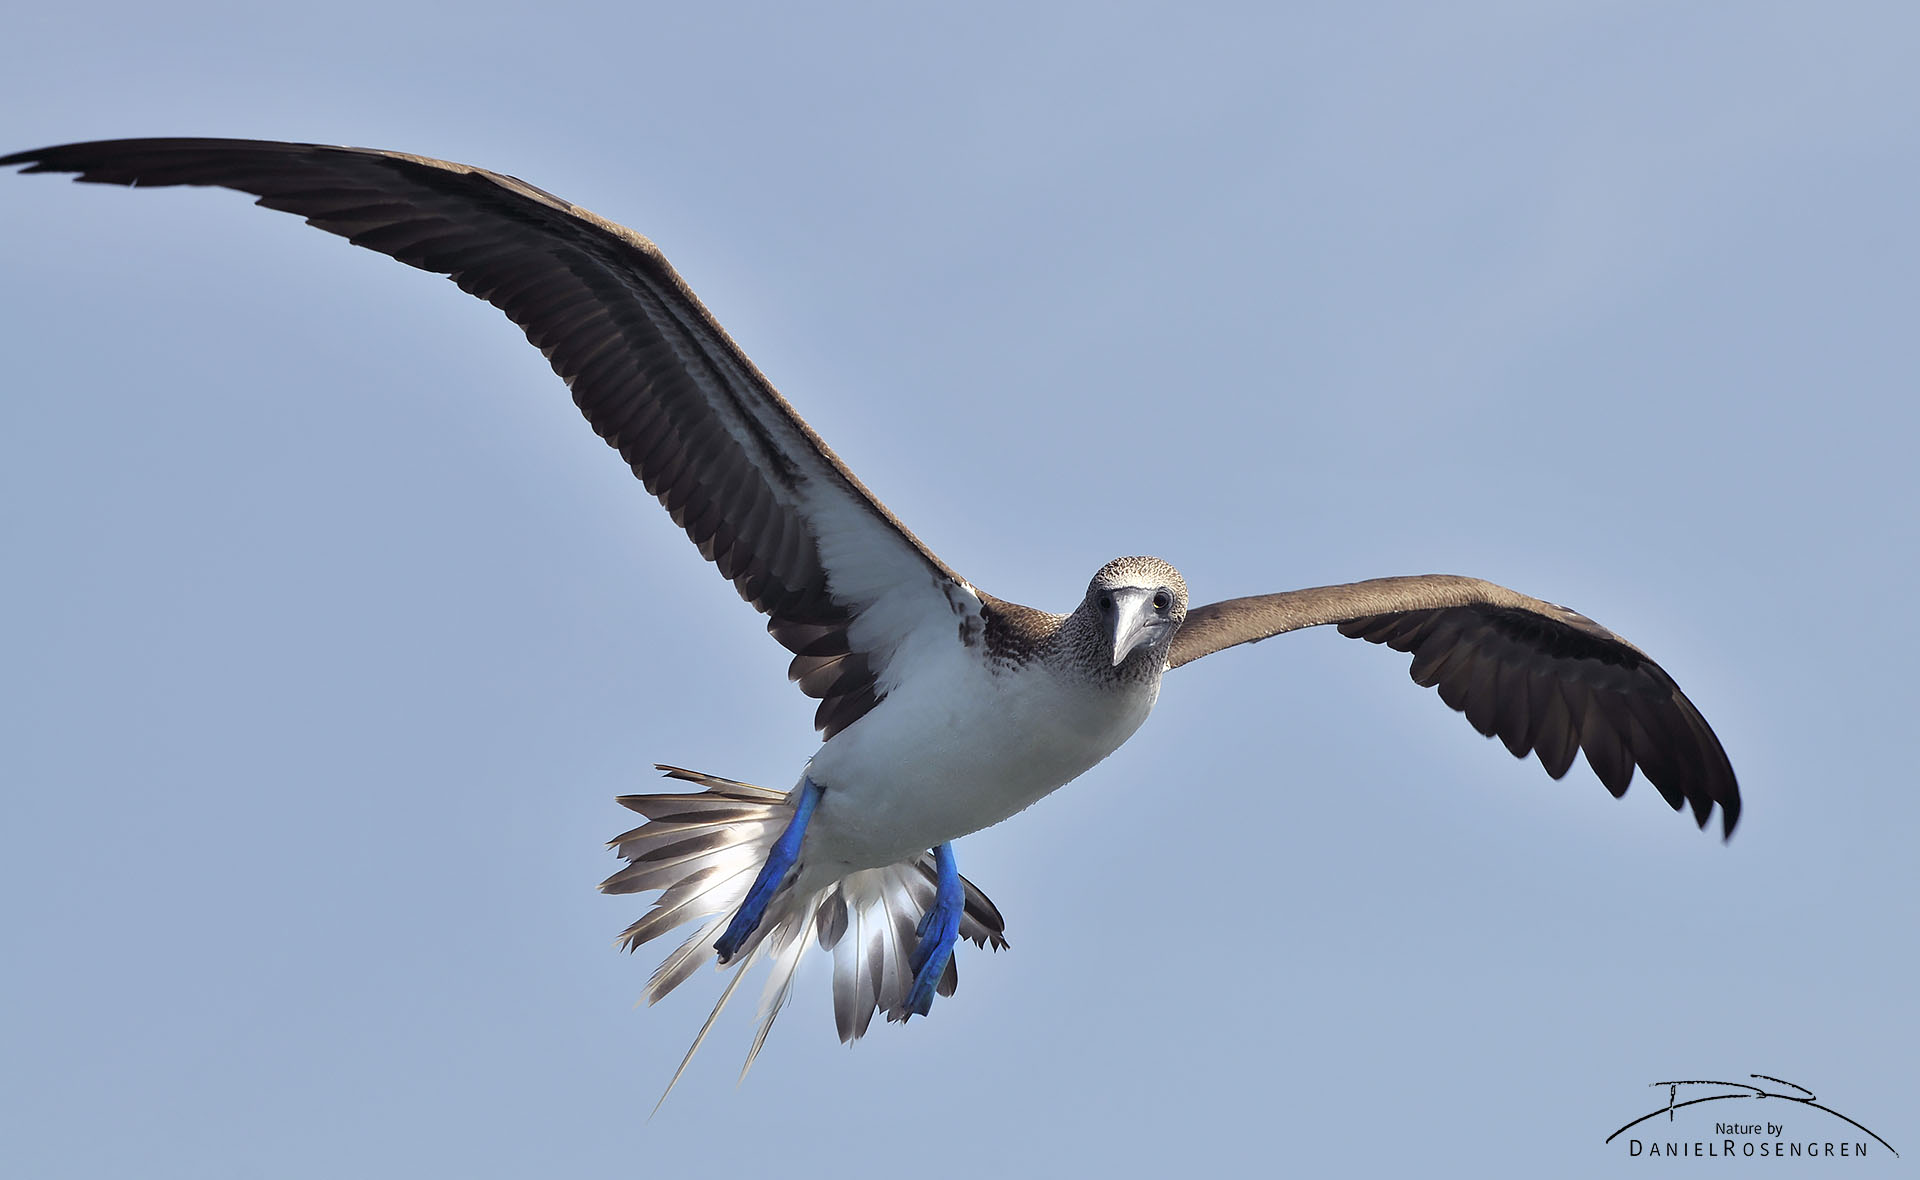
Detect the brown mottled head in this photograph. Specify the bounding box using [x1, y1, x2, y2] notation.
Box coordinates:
[1084, 556, 1188, 670]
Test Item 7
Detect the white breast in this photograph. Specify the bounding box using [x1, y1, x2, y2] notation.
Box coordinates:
[800, 643, 1160, 881]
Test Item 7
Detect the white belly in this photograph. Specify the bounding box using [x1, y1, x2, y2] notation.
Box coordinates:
[799, 646, 1159, 879]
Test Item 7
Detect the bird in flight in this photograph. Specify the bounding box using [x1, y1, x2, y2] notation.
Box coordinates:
[5, 139, 1739, 1097]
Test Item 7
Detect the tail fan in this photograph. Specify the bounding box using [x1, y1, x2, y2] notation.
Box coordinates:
[601, 765, 1008, 1104]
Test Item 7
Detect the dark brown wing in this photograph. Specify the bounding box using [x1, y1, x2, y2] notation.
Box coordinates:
[2, 137, 975, 738]
[1169, 575, 1740, 837]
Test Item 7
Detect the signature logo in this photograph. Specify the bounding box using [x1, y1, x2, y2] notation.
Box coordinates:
[1607, 1074, 1898, 1159]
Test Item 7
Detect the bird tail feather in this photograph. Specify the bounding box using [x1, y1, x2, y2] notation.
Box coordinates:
[601, 765, 1008, 1105]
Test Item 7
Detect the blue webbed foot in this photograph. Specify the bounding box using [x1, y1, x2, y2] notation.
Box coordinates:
[904, 842, 962, 1018]
[713, 777, 821, 963]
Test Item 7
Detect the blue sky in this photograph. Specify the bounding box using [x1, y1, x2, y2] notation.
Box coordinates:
[2, 3, 1915, 1176]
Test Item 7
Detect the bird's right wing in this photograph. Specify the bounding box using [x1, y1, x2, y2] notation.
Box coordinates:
[2, 137, 985, 738]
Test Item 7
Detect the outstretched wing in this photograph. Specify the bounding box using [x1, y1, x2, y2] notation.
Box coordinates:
[1168, 575, 1740, 837]
[3, 137, 975, 738]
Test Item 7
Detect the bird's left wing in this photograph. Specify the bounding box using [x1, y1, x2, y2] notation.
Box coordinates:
[3, 138, 978, 739]
[1168, 575, 1740, 837]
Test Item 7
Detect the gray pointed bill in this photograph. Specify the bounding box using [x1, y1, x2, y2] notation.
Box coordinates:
[1108, 587, 1172, 666]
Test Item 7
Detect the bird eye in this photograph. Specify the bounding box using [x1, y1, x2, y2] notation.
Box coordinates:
[1153, 591, 1171, 612]
[1098, 594, 1113, 613]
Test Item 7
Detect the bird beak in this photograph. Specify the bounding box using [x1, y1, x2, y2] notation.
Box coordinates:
[1109, 588, 1161, 667]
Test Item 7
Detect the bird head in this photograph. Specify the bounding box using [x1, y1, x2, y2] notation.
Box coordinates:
[1086, 556, 1187, 668]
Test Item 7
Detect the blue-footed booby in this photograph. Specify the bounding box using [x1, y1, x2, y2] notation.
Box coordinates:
[3, 139, 1741, 1097]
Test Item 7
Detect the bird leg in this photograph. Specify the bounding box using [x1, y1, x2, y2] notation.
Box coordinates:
[713, 777, 821, 963]
[905, 841, 962, 1017]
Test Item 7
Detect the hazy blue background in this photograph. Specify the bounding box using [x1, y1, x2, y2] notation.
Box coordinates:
[3, 4, 1914, 1176]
